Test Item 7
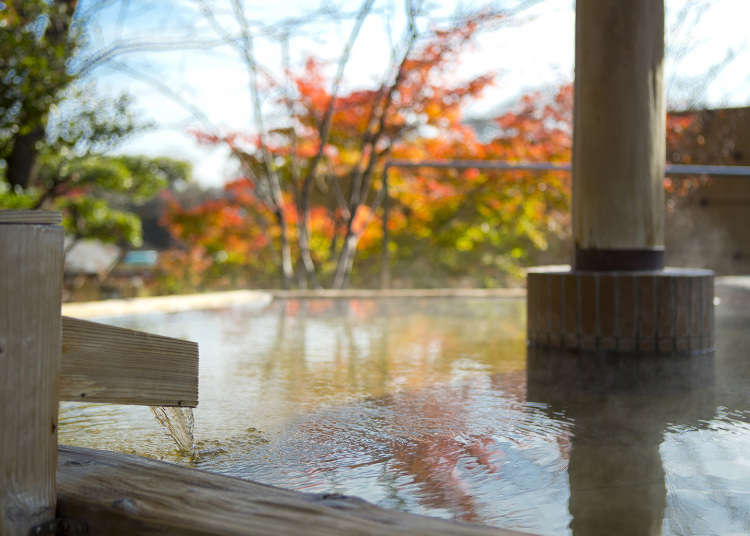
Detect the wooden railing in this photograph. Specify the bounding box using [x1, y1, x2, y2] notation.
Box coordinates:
[0, 210, 198, 535]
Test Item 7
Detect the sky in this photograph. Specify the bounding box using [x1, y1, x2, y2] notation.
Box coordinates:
[75, 0, 750, 187]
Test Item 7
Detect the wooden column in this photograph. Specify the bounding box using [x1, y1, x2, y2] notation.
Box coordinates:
[573, 0, 666, 270]
[0, 211, 64, 535]
[527, 1, 713, 355]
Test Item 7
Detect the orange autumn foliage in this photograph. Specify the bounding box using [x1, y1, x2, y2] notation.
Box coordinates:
[160, 6, 700, 290]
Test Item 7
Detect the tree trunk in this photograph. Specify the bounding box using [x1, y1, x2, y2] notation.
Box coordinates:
[332, 230, 359, 289]
[297, 207, 320, 289]
[5, 128, 44, 189]
[5, 0, 77, 190]
[275, 209, 295, 289]
[380, 168, 390, 289]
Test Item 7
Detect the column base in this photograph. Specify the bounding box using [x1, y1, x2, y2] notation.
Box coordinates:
[526, 266, 714, 355]
[575, 247, 664, 271]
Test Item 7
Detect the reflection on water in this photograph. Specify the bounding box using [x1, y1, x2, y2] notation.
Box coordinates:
[58, 297, 750, 535]
[527, 350, 715, 535]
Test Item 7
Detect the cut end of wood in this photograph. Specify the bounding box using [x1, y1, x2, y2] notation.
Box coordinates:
[0, 210, 62, 225]
[61, 317, 199, 407]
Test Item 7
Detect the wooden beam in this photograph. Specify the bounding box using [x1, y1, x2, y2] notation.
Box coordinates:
[0, 210, 62, 225]
[572, 0, 665, 269]
[57, 446, 531, 536]
[1, 221, 64, 535]
[60, 317, 199, 407]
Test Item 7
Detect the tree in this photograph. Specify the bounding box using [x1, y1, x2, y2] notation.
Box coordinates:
[162, 67, 706, 292]
[163, 2, 506, 288]
[1, 1, 192, 251]
[184, 0, 381, 288]
[1, 84, 191, 251]
[162, 0, 738, 292]
[168, 3, 501, 285]
[1, 0, 78, 188]
[162, 5, 572, 290]
[154, 0, 552, 289]
[380, 85, 573, 287]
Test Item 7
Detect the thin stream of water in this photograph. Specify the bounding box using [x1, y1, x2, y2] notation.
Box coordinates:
[150, 407, 196, 457]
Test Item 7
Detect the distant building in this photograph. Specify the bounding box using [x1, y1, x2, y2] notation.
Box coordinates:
[64, 240, 121, 276]
[63, 240, 159, 302]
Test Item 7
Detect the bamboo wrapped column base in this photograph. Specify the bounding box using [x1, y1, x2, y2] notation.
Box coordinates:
[526, 266, 714, 355]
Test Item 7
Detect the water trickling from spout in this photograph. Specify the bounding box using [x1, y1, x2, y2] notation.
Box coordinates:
[151, 406, 195, 457]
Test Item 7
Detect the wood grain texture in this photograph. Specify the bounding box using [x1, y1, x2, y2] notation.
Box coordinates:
[57, 446, 531, 536]
[0, 224, 64, 535]
[60, 317, 199, 407]
[0, 210, 62, 225]
[573, 0, 665, 250]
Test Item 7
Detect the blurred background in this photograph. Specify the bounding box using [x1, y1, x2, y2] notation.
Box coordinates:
[2, 0, 749, 300]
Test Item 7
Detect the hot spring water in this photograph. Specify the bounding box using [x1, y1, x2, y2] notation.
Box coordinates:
[58, 295, 750, 535]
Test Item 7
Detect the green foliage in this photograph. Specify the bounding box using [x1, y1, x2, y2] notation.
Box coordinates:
[45, 90, 143, 156]
[1, 1, 191, 252]
[0, 182, 36, 208]
[0, 0, 78, 149]
[0, 147, 189, 249]
[0, 87, 190, 247]
[58, 196, 142, 247]
[33, 151, 190, 248]
[36, 152, 173, 202]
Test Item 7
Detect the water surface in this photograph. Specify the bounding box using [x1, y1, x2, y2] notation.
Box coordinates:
[59, 296, 750, 535]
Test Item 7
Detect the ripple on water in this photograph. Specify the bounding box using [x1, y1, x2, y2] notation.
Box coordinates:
[56, 297, 750, 535]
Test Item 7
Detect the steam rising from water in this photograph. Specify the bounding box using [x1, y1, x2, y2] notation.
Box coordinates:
[57, 297, 750, 534]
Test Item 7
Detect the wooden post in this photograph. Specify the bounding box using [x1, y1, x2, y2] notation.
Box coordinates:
[0, 211, 64, 535]
[527, 1, 714, 355]
[572, 0, 666, 270]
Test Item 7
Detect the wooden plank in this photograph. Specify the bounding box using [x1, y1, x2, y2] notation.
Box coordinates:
[60, 317, 198, 407]
[58, 446, 531, 536]
[1, 223, 64, 535]
[0, 210, 62, 225]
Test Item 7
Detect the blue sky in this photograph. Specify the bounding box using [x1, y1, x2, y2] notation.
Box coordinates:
[76, 0, 750, 186]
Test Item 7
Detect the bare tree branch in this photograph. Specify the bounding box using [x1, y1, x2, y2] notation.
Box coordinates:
[300, 0, 374, 204]
[73, 38, 231, 77]
[332, 0, 420, 289]
[295, 0, 374, 288]
[230, 0, 294, 286]
[106, 60, 215, 129]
